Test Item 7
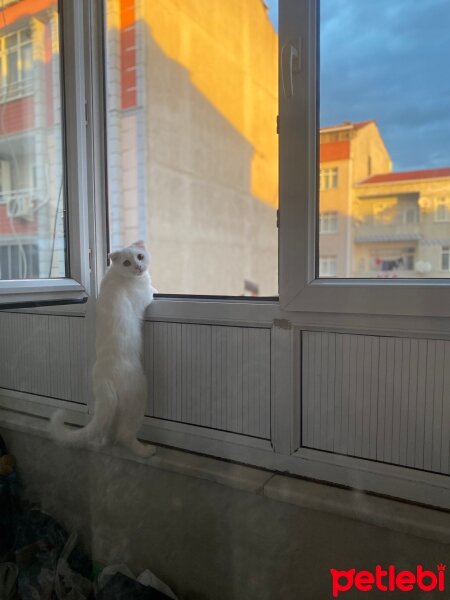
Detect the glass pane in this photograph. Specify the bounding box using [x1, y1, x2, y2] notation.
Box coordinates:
[319, 0, 450, 279]
[21, 44, 33, 80]
[6, 51, 18, 84]
[105, 0, 278, 296]
[0, 2, 66, 279]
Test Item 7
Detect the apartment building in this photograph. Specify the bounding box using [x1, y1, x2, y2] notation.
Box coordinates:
[319, 120, 450, 278]
[354, 167, 450, 278]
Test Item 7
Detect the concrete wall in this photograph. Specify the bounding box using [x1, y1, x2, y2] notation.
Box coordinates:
[3, 428, 450, 600]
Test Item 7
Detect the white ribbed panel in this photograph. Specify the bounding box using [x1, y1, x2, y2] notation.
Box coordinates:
[0, 313, 88, 403]
[144, 322, 271, 439]
[302, 332, 450, 475]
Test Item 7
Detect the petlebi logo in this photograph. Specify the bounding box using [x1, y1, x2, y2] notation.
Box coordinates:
[330, 564, 446, 597]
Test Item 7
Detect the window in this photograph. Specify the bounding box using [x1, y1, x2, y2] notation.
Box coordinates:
[0, 0, 90, 306]
[104, 0, 278, 297]
[319, 255, 337, 277]
[434, 197, 450, 222]
[319, 211, 338, 234]
[0, 243, 38, 279]
[313, 0, 450, 283]
[319, 167, 338, 190]
[279, 0, 450, 315]
[0, 28, 33, 101]
[0, 3, 66, 282]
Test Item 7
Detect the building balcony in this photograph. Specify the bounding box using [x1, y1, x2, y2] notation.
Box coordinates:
[0, 79, 33, 104]
[354, 222, 421, 244]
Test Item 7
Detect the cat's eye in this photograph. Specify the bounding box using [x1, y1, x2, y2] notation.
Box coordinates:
[123, 260, 131, 267]
[137, 254, 144, 261]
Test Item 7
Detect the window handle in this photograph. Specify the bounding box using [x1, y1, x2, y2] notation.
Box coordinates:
[281, 39, 302, 98]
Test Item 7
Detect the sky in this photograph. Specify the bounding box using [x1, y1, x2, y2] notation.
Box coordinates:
[266, 0, 450, 172]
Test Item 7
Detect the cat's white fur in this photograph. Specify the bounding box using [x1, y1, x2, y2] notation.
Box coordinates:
[50, 241, 155, 458]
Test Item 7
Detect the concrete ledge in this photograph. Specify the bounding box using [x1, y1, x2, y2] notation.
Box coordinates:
[1, 409, 450, 545]
[264, 475, 450, 546]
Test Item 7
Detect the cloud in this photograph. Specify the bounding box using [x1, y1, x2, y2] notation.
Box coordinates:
[320, 0, 450, 170]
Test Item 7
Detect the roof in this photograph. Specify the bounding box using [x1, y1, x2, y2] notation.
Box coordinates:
[320, 120, 375, 133]
[360, 167, 450, 185]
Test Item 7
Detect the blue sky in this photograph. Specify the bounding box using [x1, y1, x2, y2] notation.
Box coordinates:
[265, 0, 278, 29]
[266, 0, 450, 172]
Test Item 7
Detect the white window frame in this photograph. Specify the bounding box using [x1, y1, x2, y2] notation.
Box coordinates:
[319, 167, 338, 190]
[319, 255, 336, 277]
[319, 211, 338, 233]
[0, 0, 92, 308]
[278, 0, 450, 318]
[434, 197, 450, 223]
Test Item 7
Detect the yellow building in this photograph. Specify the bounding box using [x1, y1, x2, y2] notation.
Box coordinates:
[319, 120, 391, 277]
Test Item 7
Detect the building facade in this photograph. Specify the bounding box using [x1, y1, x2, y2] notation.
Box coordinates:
[319, 120, 450, 279]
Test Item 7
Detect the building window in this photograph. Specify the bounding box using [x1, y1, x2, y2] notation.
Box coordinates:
[0, 28, 33, 101]
[319, 255, 337, 277]
[442, 246, 450, 271]
[434, 197, 450, 222]
[319, 167, 338, 190]
[319, 211, 338, 233]
[0, 243, 39, 279]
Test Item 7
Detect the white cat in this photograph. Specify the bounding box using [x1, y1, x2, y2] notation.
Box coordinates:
[50, 241, 155, 458]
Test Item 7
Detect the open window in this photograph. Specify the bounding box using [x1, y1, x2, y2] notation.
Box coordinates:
[0, 0, 90, 308]
[279, 0, 450, 317]
[103, 0, 279, 300]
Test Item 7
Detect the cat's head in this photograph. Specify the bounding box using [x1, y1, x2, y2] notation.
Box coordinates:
[108, 240, 150, 278]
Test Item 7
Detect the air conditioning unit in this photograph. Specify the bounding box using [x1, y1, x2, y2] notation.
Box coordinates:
[7, 195, 34, 220]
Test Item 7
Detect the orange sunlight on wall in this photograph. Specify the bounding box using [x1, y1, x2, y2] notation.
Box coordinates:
[141, 0, 279, 208]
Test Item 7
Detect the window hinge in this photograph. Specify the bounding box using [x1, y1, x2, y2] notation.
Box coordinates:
[276, 114, 279, 134]
[85, 101, 88, 125]
[276, 209, 280, 228]
[88, 247, 92, 271]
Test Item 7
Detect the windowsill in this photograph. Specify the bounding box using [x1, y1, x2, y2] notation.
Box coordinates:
[1, 409, 450, 545]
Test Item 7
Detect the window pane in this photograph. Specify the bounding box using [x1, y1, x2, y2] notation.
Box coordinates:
[7, 51, 18, 84]
[105, 0, 278, 296]
[319, 0, 450, 279]
[0, 1, 66, 280]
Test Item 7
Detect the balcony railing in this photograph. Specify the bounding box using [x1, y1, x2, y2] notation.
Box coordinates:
[0, 79, 33, 104]
[354, 221, 421, 243]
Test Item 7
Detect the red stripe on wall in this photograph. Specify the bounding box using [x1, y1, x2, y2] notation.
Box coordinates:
[120, 0, 136, 109]
[0, 204, 37, 235]
[320, 141, 350, 162]
[0, 96, 34, 135]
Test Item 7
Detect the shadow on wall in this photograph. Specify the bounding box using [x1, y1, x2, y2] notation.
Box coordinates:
[108, 11, 278, 296]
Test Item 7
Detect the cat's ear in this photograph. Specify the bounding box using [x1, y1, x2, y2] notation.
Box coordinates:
[132, 240, 146, 249]
[108, 251, 120, 263]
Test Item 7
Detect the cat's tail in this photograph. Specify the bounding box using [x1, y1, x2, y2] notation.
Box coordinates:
[49, 410, 102, 447]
